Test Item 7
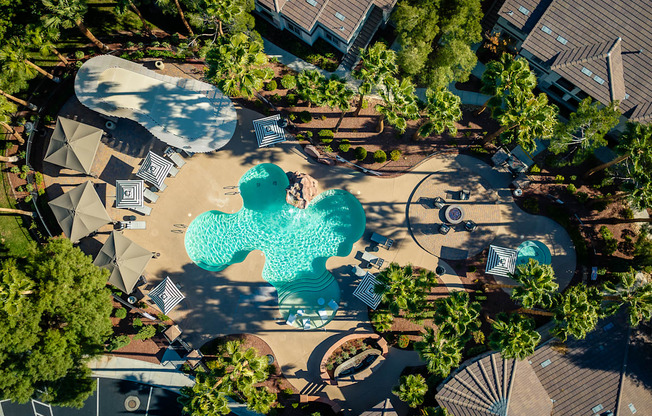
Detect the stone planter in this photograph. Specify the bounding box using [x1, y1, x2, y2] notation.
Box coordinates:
[319, 333, 388, 386]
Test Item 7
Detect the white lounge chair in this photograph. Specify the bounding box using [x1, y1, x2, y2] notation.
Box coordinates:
[318, 309, 329, 322]
[143, 188, 159, 203]
[303, 320, 312, 330]
[166, 151, 186, 168]
[131, 205, 152, 216]
[124, 221, 146, 230]
[371, 232, 394, 249]
[362, 251, 384, 269]
[328, 299, 338, 311]
[351, 265, 367, 277]
[151, 182, 167, 192]
[168, 165, 179, 177]
[286, 313, 297, 326]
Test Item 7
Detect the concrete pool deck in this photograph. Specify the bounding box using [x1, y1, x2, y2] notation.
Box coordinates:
[42, 104, 576, 414]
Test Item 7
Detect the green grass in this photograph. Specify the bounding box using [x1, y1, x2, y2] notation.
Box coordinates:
[0, 164, 36, 257]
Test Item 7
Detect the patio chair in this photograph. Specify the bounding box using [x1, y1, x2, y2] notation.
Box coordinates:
[351, 265, 367, 277]
[168, 165, 179, 177]
[371, 232, 394, 249]
[286, 313, 297, 326]
[318, 309, 329, 322]
[362, 251, 385, 269]
[303, 320, 312, 330]
[131, 205, 152, 216]
[464, 220, 477, 232]
[124, 220, 147, 230]
[460, 189, 470, 200]
[151, 182, 167, 192]
[434, 196, 446, 209]
[439, 223, 451, 235]
[143, 187, 159, 203]
[328, 299, 339, 311]
[165, 147, 186, 168]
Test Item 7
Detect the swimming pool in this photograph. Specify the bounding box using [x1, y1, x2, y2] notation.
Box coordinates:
[516, 240, 551, 266]
[184, 163, 366, 327]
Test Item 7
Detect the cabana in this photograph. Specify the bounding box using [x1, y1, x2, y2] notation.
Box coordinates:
[43, 117, 103, 175]
[48, 181, 111, 242]
[94, 231, 152, 293]
[253, 114, 286, 147]
[115, 179, 144, 209]
[148, 276, 185, 314]
[137, 151, 173, 190]
[486, 245, 518, 277]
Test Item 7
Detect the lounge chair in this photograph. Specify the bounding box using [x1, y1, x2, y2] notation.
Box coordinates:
[124, 221, 147, 230]
[303, 320, 312, 330]
[318, 309, 329, 322]
[328, 299, 338, 311]
[150, 182, 167, 192]
[168, 165, 179, 177]
[371, 232, 394, 249]
[362, 251, 385, 269]
[439, 223, 451, 235]
[351, 265, 367, 277]
[143, 187, 159, 203]
[131, 205, 152, 216]
[434, 196, 446, 209]
[460, 189, 470, 200]
[464, 220, 477, 232]
[165, 147, 186, 168]
[286, 313, 297, 326]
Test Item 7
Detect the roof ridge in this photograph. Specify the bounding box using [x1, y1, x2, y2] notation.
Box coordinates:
[504, 359, 518, 416]
[466, 363, 499, 405]
[440, 384, 497, 409]
[606, 38, 626, 101]
[438, 394, 501, 415]
[478, 359, 502, 404]
[551, 38, 620, 70]
[454, 370, 496, 407]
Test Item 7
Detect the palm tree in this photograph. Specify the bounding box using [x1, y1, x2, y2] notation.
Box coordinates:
[0, 259, 35, 315]
[421, 407, 451, 416]
[478, 53, 537, 115]
[0, 38, 60, 83]
[0, 96, 24, 145]
[550, 284, 602, 341]
[203, 0, 252, 37]
[371, 309, 394, 332]
[0, 88, 37, 111]
[415, 328, 463, 378]
[295, 69, 325, 108]
[585, 122, 652, 178]
[393, 374, 428, 408]
[319, 76, 354, 132]
[244, 386, 276, 414]
[433, 291, 481, 341]
[352, 42, 398, 116]
[488, 312, 541, 360]
[26, 25, 69, 66]
[482, 91, 558, 153]
[156, 0, 194, 36]
[178, 373, 230, 415]
[375, 77, 420, 133]
[115, 0, 152, 34]
[414, 87, 462, 140]
[205, 33, 273, 98]
[603, 268, 652, 327]
[375, 263, 437, 315]
[42, 0, 110, 52]
[485, 259, 559, 310]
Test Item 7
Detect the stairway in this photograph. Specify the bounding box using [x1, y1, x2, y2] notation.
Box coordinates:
[340, 6, 384, 70]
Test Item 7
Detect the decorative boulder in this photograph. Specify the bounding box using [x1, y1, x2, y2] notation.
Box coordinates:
[286, 172, 318, 209]
[304, 145, 321, 160]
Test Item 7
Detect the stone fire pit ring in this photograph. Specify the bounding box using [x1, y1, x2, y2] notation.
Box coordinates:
[445, 205, 465, 224]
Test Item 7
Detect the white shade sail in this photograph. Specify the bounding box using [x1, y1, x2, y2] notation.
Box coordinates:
[353, 272, 383, 310]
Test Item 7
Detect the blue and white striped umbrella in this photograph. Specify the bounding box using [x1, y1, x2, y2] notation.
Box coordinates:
[486, 245, 518, 277]
[148, 276, 185, 314]
[253, 115, 286, 147]
[353, 272, 383, 310]
[136, 151, 172, 189]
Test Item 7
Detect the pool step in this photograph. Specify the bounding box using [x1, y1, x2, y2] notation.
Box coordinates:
[277, 269, 335, 304]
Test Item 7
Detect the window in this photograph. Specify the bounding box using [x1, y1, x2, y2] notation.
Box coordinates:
[325, 32, 339, 46]
[624, 93, 630, 100]
[548, 84, 565, 97]
[576, 90, 589, 100]
[335, 12, 345, 21]
[556, 35, 568, 45]
[593, 75, 605, 85]
[541, 25, 552, 34]
[259, 9, 274, 21]
[581, 67, 593, 76]
[518, 6, 530, 15]
[287, 23, 302, 35]
[306, 0, 318, 6]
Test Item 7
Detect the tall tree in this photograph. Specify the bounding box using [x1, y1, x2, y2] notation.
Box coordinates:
[393, 374, 428, 408]
[550, 284, 602, 341]
[433, 291, 481, 342]
[0, 95, 24, 144]
[603, 268, 652, 327]
[415, 327, 463, 377]
[155, 0, 195, 36]
[0, 38, 59, 83]
[205, 32, 273, 98]
[584, 122, 652, 178]
[393, 0, 439, 77]
[26, 25, 69, 66]
[374, 263, 437, 315]
[478, 53, 537, 115]
[178, 372, 231, 415]
[483, 91, 558, 153]
[318, 76, 354, 132]
[41, 0, 109, 52]
[202, 0, 255, 38]
[485, 259, 559, 310]
[0, 238, 113, 407]
[115, 0, 152, 34]
[414, 87, 462, 140]
[488, 312, 541, 360]
[618, 123, 652, 210]
[549, 98, 620, 164]
[295, 69, 325, 107]
[375, 77, 420, 133]
[352, 42, 398, 116]
[0, 88, 35, 110]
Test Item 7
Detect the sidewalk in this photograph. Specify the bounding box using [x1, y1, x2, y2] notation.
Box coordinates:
[88, 355, 195, 393]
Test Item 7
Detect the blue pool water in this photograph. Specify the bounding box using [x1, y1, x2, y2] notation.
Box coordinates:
[184, 163, 366, 286]
[516, 240, 551, 266]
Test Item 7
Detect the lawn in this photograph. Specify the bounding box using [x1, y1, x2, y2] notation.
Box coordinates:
[0, 165, 35, 257]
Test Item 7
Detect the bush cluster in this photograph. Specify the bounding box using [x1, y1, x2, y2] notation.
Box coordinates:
[554, 175, 565, 184]
[355, 147, 367, 161]
[286, 93, 298, 106]
[106, 335, 131, 352]
[567, 183, 577, 194]
[297, 111, 312, 124]
[134, 325, 156, 341]
[318, 130, 334, 143]
[374, 150, 387, 163]
[600, 226, 618, 255]
[264, 80, 277, 91]
[281, 74, 296, 90]
[114, 308, 127, 319]
[339, 139, 350, 152]
[390, 149, 401, 161]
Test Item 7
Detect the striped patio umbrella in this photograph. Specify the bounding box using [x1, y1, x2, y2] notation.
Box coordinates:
[253, 114, 286, 147]
[353, 272, 383, 310]
[486, 245, 518, 277]
[44, 117, 103, 175]
[48, 181, 112, 242]
[94, 231, 151, 293]
[148, 276, 185, 314]
[136, 151, 172, 189]
[115, 179, 144, 209]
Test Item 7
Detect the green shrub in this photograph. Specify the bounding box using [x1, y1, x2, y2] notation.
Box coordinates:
[554, 175, 565, 184]
[361, 99, 368, 109]
[600, 225, 614, 240]
[134, 325, 156, 341]
[133, 317, 143, 327]
[567, 183, 577, 194]
[25, 183, 34, 193]
[570, 175, 577, 182]
[323, 145, 333, 153]
[158, 314, 171, 321]
[339, 142, 351, 152]
[622, 207, 635, 220]
[374, 150, 387, 163]
[355, 147, 367, 161]
[281, 74, 296, 90]
[16, 186, 24, 192]
[74, 50, 85, 60]
[286, 93, 298, 106]
[107, 335, 131, 352]
[298, 111, 312, 124]
[576, 191, 590, 203]
[21, 165, 29, 173]
[390, 149, 401, 161]
[398, 335, 410, 348]
[600, 226, 618, 255]
[529, 164, 541, 174]
[523, 197, 539, 213]
[264, 80, 277, 91]
[289, 113, 296, 121]
[295, 133, 304, 140]
[129, 50, 145, 60]
[10, 166, 19, 174]
[24, 195, 32, 203]
[114, 308, 127, 319]
[269, 93, 281, 103]
[34, 172, 43, 186]
[468, 265, 477, 273]
[125, 41, 135, 48]
[305, 131, 313, 139]
[318, 129, 334, 139]
[321, 138, 333, 144]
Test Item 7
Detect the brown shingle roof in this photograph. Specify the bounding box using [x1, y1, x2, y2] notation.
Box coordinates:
[498, 0, 652, 122]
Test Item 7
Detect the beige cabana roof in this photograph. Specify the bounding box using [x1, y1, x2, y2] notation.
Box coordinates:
[94, 231, 152, 293]
[44, 117, 103, 175]
[48, 181, 112, 242]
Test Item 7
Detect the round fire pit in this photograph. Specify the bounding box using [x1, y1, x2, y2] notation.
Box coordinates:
[124, 396, 140, 412]
[445, 205, 465, 224]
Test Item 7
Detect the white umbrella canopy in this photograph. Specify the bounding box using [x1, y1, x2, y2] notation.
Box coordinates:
[94, 231, 152, 293]
[48, 181, 112, 242]
[116, 179, 144, 209]
[486, 245, 518, 277]
[148, 276, 185, 314]
[136, 151, 172, 189]
[43, 117, 103, 175]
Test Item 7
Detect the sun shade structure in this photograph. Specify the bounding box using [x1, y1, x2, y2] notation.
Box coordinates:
[148, 276, 185, 314]
[253, 114, 286, 147]
[486, 245, 518, 277]
[136, 151, 172, 189]
[43, 117, 103, 175]
[75, 55, 237, 153]
[94, 231, 151, 293]
[115, 179, 144, 209]
[48, 181, 112, 242]
[353, 272, 383, 309]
